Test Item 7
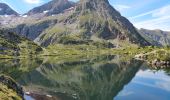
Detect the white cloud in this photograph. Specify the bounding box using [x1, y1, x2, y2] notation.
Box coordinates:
[133, 15, 170, 31]
[129, 10, 156, 19]
[156, 81, 170, 92]
[129, 5, 170, 31]
[114, 5, 130, 12]
[130, 5, 170, 19]
[134, 70, 170, 92]
[24, 0, 42, 4]
[118, 91, 134, 97]
[152, 5, 170, 17]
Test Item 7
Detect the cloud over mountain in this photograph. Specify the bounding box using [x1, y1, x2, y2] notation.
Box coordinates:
[24, 0, 42, 4]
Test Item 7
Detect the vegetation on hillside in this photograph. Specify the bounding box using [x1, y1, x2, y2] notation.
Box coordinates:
[0, 30, 43, 58]
[0, 75, 23, 100]
[0, 83, 22, 100]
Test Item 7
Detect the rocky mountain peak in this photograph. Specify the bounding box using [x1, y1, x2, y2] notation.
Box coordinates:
[0, 3, 18, 15]
[66, 0, 150, 46]
[26, 0, 75, 16]
[2, 0, 150, 47]
[77, 0, 110, 11]
[80, 0, 109, 3]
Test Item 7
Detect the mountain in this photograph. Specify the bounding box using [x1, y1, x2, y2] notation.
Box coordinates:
[0, 0, 75, 41]
[0, 30, 42, 57]
[0, 3, 18, 15]
[2, 0, 150, 47]
[35, 0, 150, 46]
[26, 0, 75, 16]
[138, 28, 170, 46]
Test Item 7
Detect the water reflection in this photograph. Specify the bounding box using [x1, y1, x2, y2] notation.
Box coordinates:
[0, 58, 43, 80]
[0, 55, 144, 100]
[115, 63, 170, 100]
[0, 55, 170, 100]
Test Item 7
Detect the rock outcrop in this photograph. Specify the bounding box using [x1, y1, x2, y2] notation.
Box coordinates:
[0, 75, 24, 99]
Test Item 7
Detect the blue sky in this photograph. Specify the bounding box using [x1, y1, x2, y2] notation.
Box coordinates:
[0, 0, 170, 31]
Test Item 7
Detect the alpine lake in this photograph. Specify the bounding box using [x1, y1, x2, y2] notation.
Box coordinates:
[0, 54, 170, 100]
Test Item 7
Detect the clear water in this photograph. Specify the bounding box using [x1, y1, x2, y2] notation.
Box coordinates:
[0, 55, 170, 100]
[115, 69, 170, 100]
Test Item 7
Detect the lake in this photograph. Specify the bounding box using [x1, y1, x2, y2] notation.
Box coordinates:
[0, 55, 170, 100]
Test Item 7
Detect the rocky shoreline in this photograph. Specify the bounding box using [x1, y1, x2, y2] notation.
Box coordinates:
[135, 53, 170, 68]
[0, 75, 24, 100]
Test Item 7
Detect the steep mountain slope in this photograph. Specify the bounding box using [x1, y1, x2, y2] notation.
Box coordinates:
[0, 0, 75, 40]
[138, 28, 170, 46]
[26, 0, 75, 16]
[0, 3, 18, 15]
[0, 30, 42, 57]
[36, 0, 150, 46]
[2, 0, 150, 47]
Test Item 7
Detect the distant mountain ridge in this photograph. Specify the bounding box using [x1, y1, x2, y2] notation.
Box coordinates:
[26, 0, 75, 16]
[138, 28, 170, 46]
[0, 3, 18, 15]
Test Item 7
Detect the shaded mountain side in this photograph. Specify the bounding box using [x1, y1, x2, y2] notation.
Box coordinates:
[36, 0, 150, 46]
[0, 30, 42, 56]
[6, 19, 58, 40]
[26, 0, 75, 16]
[0, 3, 18, 15]
[138, 28, 170, 46]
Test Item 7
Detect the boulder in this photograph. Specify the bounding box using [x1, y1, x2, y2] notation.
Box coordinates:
[0, 75, 24, 99]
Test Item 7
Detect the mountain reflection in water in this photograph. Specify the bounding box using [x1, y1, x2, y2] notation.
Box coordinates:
[1, 55, 169, 100]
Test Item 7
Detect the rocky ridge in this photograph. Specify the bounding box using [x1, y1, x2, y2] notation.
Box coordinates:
[0, 0, 150, 47]
[26, 0, 75, 16]
[0, 3, 18, 15]
[36, 0, 150, 46]
[139, 28, 170, 46]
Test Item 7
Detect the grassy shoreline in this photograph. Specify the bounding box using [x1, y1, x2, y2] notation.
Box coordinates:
[1, 44, 170, 64]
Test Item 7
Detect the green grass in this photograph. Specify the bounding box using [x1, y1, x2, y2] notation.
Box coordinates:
[142, 48, 170, 61]
[43, 44, 112, 57]
[0, 83, 22, 100]
[0, 30, 43, 58]
[0, 30, 170, 64]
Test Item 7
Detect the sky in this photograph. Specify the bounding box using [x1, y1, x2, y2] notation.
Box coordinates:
[0, 0, 170, 31]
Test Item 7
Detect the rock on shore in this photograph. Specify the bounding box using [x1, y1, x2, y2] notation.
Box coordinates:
[0, 75, 24, 100]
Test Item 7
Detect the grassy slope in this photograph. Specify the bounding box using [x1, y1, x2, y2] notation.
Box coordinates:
[0, 28, 170, 64]
[1, 30, 169, 64]
[0, 83, 22, 100]
[0, 30, 43, 58]
[135, 47, 170, 62]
